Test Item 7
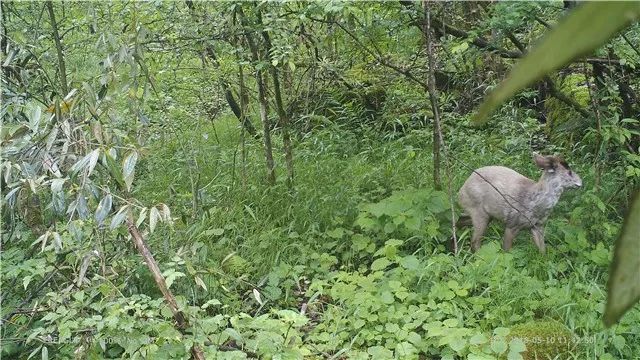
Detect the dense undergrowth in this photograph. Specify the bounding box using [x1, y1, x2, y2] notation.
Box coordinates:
[5, 110, 637, 359]
[3, 2, 640, 359]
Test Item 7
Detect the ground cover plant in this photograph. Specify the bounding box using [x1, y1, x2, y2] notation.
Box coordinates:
[2, 1, 639, 359]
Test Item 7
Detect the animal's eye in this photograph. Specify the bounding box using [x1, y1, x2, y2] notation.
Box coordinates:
[568, 170, 573, 176]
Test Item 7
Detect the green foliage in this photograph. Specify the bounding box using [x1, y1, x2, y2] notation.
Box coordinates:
[475, 2, 640, 123]
[3, 1, 640, 359]
[355, 188, 449, 239]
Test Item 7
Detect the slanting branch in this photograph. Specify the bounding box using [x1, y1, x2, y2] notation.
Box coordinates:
[126, 219, 205, 360]
[309, 15, 429, 92]
[430, 17, 522, 59]
[545, 81, 591, 118]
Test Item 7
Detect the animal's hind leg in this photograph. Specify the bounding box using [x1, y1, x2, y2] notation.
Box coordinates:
[470, 211, 490, 252]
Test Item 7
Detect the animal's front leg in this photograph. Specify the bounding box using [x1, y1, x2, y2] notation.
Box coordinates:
[503, 227, 520, 251]
[531, 226, 546, 253]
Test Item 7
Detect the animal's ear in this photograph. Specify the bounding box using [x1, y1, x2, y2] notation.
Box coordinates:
[533, 153, 553, 169]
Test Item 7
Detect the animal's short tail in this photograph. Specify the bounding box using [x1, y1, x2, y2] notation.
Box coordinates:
[455, 214, 472, 228]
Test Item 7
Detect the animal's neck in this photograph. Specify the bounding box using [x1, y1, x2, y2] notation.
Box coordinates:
[531, 173, 564, 214]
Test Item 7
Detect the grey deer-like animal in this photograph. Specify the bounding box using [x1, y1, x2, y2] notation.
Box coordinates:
[458, 154, 582, 253]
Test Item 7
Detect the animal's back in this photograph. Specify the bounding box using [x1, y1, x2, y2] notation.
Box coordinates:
[458, 166, 535, 221]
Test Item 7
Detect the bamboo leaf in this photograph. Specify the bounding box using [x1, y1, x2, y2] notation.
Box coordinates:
[136, 207, 148, 227]
[194, 276, 207, 291]
[474, 2, 640, 124]
[161, 203, 172, 225]
[86, 149, 101, 176]
[110, 205, 130, 230]
[604, 191, 640, 326]
[52, 232, 62, 252]
[104, 149, 125, 190]
[253, 288, 263, 305]
[95, 194, 112, 225]
[122, 150, 138, 192]
[70, 151, 92, 174]
[149, 206, 161, 233]
[50, 178, 66, 193]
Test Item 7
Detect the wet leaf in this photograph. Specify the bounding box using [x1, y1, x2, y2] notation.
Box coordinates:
[110, 205, 129, 230]
[149, 206, 161, 233]
[122, 150, 138, 192]
[95, 194, 112, 225]
[604, 191, 640, 326]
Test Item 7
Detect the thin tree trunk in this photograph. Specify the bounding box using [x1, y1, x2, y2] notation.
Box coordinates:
[46, 1, 69, 96]
[238, 6, 276, 185]
[126, 219, 205, 360]
[423, 1, 457, 254]
[423, 0, 442, 191]
[261, 24, 294, 189]
[238, 60, 249, 189]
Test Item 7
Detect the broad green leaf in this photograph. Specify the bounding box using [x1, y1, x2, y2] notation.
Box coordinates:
[509, 338, 526, 353]
[371, 258, 390, 271]
[326, 227, 345, 238]
[493, 327, 510, 337]
[474, 2, 640, 124]
[224, 328, 243, 342]
[202, 299, 221, 308]
[163, 269, 185, 288]
[490, 339, 508, 355]
[604, 191, 640, 326]
[122, 150, 138, 192]
[380, 291, 395, 304]
[507, 351, 523, 360]
[399, 255, 420, 270]
[470, 333, 488, 345]
[94, 194, 112, 225]
[468, 354, 496, 360]
[395, 341, 418, 356]
[449, 337, 467, 352]
[367, 346, 393, 359]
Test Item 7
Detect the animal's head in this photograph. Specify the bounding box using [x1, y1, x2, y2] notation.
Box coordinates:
[534, 153, 582, 189]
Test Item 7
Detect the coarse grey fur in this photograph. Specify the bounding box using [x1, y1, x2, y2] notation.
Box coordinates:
[458, 154, 582, 253]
